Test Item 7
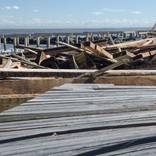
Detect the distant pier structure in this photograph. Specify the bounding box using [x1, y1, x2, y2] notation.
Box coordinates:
[0, 30, 150, 53]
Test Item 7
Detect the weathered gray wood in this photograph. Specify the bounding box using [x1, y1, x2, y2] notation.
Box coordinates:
[1, 84, 156, 155]
[78, 59, 129, 78]
[83, 41, 114, 59]
[2, 57, 12, 68]
[58, 41, 85, 52]
[58, 41, 117, 63]
[16, 37, 19, 46]
[11, 53, 46, 69]
[47, 37, 50, 49]
[113, 51, 135, 62]
[56, 35, 59, 47]
[25, 48, 38, 54]
[106, 69, 156, 76]
[109, 35, 115, 45]
[37, 37, 40, 47]
[66, 35, 70, 44]
[24, 37, 28, 46]
[76, 35, 79, 44]
[0, 54, 46, 69]
[13, 37, 17, 52]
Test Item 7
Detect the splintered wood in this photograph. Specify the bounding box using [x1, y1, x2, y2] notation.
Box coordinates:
[1, 26, 156, 78]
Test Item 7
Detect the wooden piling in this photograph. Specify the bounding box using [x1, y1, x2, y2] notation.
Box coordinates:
[91, 34, 94, 41]
[24, 37, 28, 46]
[3, 37, 7, 51]
[76, 35, 79, 44]
[57, 36, 59, 47]
[86, 33, 89, 42]
[37, 37, 40, 47]
[16, 37, 19, 46]
[47, 37, 50, 49]
[66, 35, 70, 44]
[124, 33, 127, 39]
[13, 37, 17, 53]
[27, 37, 29, 46]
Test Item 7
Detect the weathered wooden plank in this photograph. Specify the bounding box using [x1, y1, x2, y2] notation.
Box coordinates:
[113, 51, 135, 62]
[1, 84, 156, 155]
[1, 126, 156, 155]
[83, 41, 114, 59]
[0, 68, 97, 78]
[78, 59, 129, 78]
[133, 50, 156, 61]
[105, 70, 156, 76]
[2, 57, 12, 69]
[19, 39, 108, 58]
[35, 51, 47, 65]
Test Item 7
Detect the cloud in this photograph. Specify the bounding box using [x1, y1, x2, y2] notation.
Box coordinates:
[5, 6, 12, 10]
[103, 8, 127, 12]
[34, 9, 39, 12]
[0, 18, 154, 28]
[3, 6, 20, 10]
[132, 11, 143, 14]
[92, 12, 103, 15]
[45, 19, 154, 27]
[13, 6, 19, 9]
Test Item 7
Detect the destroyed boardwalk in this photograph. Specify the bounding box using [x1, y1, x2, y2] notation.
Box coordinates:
[1, 84, 156, 155]
[1, 25, 156, 73]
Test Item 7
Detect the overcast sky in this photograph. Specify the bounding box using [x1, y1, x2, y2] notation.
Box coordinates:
[0, 0, 155, 28]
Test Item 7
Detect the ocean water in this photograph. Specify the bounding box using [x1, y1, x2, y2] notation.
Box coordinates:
[0, 27, 151, 35]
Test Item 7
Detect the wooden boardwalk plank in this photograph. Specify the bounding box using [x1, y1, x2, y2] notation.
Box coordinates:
[1, 83, 156, 155]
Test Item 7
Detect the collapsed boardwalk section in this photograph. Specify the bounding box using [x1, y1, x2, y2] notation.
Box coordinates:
[1, 84, 156, 155]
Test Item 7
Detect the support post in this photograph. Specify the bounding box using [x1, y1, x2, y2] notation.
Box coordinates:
[76, 35, 79, 44]
[24, 37, 28, 46]
[124, 33, 127, 39]
[13, 37, 17, 53]
[86, 33, 89, 42]
[16, 37, 19, 46]
[107, 32, 109, 38]
[57, 36, 59, 47]
[37, 37, 40, 47]
[3, 37, 7, 51]
[91, 34, 94, 41]
[47, 37, 50, 49]
[98, 34, 101, 39]
[27, 37, 29, 46]
[66, 35, 70, 44]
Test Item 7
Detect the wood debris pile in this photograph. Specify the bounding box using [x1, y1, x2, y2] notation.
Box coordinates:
[1, 30, 156, 77]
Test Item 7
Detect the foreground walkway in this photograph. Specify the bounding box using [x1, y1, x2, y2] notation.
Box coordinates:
[1, 84, 156, 155]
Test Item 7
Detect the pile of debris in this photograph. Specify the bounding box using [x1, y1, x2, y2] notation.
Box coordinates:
[1, 30, 156, 78]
